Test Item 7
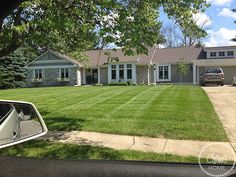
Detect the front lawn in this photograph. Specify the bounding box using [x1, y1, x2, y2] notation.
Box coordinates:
[0, 85, 228, 141]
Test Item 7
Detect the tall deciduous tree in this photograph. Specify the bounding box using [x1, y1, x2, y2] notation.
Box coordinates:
[0, 0, 209, 59]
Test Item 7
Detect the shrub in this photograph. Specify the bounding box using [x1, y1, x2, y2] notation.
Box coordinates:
[95, 83, 103, 86]
[109, 82, 128, 86]
[127, 81, 133, 85]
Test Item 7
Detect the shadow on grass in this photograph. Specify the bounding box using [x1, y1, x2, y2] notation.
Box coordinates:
[0, 140, 120, 160]
[44, 117, 85, 131]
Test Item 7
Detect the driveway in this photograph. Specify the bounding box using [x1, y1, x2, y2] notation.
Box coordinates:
[202, 86, 236, 142]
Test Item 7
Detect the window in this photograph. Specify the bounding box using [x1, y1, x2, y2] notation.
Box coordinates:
[60, 68, 69, 78]
[34, 69, 43, 79]
[119, 64, 124, 80]
[227, 51, 234, 56]
[158, 65, 170, 81]
[127, 64, 132, 79]
[210, 52, 216, 57]
[219, 52, 225, 57]
[111, 65, 116, 80]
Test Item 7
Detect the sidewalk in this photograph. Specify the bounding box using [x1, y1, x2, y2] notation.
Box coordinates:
[40, 131, 236, 160]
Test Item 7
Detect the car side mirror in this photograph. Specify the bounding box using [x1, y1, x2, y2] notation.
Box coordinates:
[0, 100, 47, 149]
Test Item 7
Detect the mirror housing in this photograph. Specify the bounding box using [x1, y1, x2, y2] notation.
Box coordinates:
[0, 100, 47, 149]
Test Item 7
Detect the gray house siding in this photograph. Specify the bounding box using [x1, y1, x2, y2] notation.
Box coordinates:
[171, 64, 193, 83]
[26, 51, 80, 87]
[100, 67, 108, 84]
[136, 66, 149, 84]
[26, 67, 78, 87]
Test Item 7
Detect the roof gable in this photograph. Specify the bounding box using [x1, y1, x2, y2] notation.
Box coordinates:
[25, 50, 82, 68]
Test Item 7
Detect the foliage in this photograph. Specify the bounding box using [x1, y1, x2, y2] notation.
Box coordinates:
[177, 58, 190, 83]
[109, 82, 128, 86]
[0, 0, 209, 59]
[0, 47, 37, 89]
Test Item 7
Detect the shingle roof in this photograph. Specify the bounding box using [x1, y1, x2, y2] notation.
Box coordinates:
[83, 47, 157, 67]
[152, 46, 203, 64]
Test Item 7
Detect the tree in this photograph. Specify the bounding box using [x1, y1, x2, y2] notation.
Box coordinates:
[161, 23, 180, 48]
[0, 47, 37, 89]
[177, 58, 190, 83]
[231, 9, 236, 42]
[0, 0, 209, 59]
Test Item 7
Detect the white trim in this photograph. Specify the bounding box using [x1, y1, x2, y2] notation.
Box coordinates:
[156, 64, 171, 82]
[193, 64, 196, 85]
[97, 67, 101, 84]
[77, 70, 81, 86]
[82, 68, 86, 84]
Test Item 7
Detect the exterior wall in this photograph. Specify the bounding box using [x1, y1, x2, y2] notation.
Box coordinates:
[100, 67, 108, 84]
[171, 64, 193, 83]
[136, 66, 149, 84]
[199, 66, 236, 84]
[26, 67, 78, 87]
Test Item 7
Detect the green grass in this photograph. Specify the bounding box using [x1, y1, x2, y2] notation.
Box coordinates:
[0, 140, 201, 163]
[0, 85, 228, 141]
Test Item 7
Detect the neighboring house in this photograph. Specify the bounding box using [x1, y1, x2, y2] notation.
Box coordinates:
[25, 50, 83, 87]
[25, 46, 236, 87]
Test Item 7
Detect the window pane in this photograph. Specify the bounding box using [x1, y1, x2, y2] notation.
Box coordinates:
[61, 69, 65, 78]
[39, 69, 42, 79]
[35, 69, 38, 79]
[219, 52, 225, 56]
[227, 51, 234, 56]
[164, 70, 169, 79]
[127, 69, 132, 79]
[210, 52, 216, 57]
[112, 70, 116, 80]
[159, 66, 163, 79]
[119, 64, 124, 69]
[127, 64, 132, 68]
[112, 65, 116, 69]
[65, 68, 69, 78]
[119, 70, 124, 79]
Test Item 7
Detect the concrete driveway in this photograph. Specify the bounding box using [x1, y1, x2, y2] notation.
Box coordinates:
[202, 86, 236, 142]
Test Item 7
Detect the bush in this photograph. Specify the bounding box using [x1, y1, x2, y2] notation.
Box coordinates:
[127, 81, 133, 85]
[95, 83, 103, 86]
[150, 83, 156, 86]
[109, 82, 128, 86]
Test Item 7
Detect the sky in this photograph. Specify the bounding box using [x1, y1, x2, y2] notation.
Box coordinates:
[160, 0, 236, 47]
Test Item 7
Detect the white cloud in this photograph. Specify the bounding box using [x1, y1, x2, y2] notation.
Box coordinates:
[219, 8, 236, 19]
[207, 0, 233, 6]
[205, 28, 236, 47]
[193, 13, 213, 28]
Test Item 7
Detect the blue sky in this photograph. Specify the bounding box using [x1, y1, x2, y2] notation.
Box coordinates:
[160, 0, 236, 47]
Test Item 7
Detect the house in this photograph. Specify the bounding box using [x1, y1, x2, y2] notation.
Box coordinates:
[25, 50, 83, 87]
[25, 46, 236, 87]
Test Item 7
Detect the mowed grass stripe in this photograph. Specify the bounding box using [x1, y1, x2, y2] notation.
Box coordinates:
[0, 85, 228, 141]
